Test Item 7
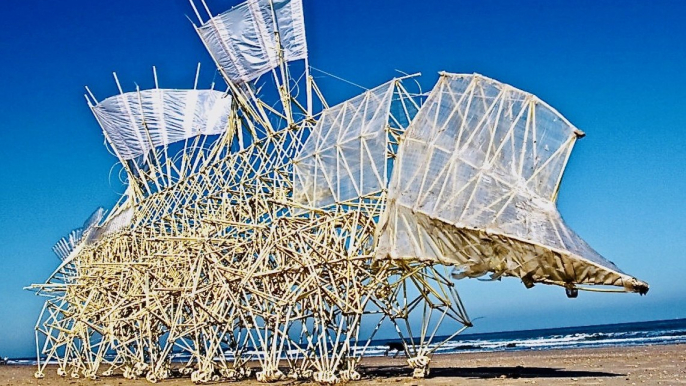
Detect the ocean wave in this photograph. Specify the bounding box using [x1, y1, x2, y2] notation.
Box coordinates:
[11, 320, 686, 363]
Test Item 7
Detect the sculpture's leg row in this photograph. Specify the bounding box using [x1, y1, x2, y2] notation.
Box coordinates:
[407, 354, 431, 378]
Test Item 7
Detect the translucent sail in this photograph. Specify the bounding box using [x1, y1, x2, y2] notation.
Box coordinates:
[52, 208, 105, 260]
[377, 73, 648, 293]
[292, 81, 394, 208]
[91, 89, 231, 161]
[197, 0, 307, 84]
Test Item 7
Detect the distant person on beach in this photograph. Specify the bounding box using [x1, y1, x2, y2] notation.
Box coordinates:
[384, 342, 405, 358]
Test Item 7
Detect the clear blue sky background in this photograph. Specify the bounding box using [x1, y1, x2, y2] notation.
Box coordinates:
[1, 0, 684, 358]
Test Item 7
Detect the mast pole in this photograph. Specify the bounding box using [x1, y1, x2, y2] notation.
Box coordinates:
[194, 62, 201, 90]
[135, 84, 165, 193]
[268, 0, 293, 126]
[87, 96, 144, 200]
[152, 66, 173, 186]
[112, 72, 153, 197]
[305, 56, 312, 118]
[188, 0, 203, 23]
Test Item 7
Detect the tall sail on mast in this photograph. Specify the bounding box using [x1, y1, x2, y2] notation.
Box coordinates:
[195, 0, 307, 84]
[90, 89, 232, 161]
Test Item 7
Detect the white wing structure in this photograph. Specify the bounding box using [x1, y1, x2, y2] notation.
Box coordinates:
[196, 0, 307, 83]
[52, 208, 106, 260]
[30, 1, 648, 384]
[378, 73, 648, 293]
[293, 81, 393, 207]
[91, 89, 231, 160]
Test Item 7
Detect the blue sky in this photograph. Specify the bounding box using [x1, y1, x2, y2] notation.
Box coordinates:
[1, 0, 685, 358]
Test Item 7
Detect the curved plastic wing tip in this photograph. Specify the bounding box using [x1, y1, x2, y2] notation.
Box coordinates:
[626, 278, 649, 295]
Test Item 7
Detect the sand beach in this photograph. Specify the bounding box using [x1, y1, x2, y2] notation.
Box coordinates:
[1, 344, 684, 386]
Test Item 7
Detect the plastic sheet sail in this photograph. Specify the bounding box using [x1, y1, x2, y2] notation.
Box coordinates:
[377, 73, 649, 293]
[29, 0, 649, 384]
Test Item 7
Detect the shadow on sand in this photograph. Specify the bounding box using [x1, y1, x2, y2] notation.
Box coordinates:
[361, 365, 624, 380]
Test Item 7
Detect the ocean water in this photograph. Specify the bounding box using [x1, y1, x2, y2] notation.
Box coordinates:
[8, 318, 685, 365]
[369, 318, 686, 356]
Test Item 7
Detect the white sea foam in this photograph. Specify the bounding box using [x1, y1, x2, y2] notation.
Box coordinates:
[12, 321, 686, 364]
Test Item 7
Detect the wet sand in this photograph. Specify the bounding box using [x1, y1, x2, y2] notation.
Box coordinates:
[2, 344, 684, 385]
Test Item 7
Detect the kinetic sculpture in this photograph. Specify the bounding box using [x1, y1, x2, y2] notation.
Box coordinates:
[30, 0, 649, 383]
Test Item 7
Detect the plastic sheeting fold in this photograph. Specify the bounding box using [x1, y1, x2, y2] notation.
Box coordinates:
[377, 73, 648, 293]
[292, 82, 394, 208]
[197, 0, 307, 84]
[91, 89, 232, 161]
